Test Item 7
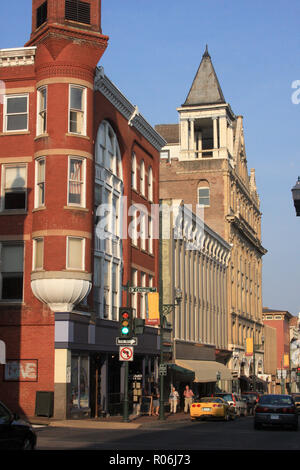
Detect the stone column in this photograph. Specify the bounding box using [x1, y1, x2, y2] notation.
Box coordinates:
[212, 117, 218, 157]
[54, 348, 71, 419]
[219, 116, 227, 157]
[189, 119, 195, 158]
[180, 119, 189, 158]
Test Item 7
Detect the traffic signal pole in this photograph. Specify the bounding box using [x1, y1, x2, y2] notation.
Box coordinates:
[122, 283, 130, 422]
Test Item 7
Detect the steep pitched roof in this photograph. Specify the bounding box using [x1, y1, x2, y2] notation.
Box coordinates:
[183, 46, 226, 106]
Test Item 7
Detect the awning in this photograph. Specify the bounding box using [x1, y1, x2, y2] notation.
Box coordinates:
[175, 359, 232, 383]
[0, 340, 6, 364]
[167, 363, 195, 379]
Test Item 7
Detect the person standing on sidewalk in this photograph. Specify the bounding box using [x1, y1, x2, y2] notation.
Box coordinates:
[169, 387, 179, 413]
[183, 385, 194, 413]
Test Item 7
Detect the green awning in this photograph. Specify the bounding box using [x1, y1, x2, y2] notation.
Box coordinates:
[167, 363, 195, 379]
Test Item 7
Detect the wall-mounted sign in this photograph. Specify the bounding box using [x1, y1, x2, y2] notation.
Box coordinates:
[4, 360, 38, 382]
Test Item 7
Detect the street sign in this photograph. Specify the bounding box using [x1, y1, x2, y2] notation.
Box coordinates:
[116, 337, 138, 346]
[119, 346, 134, 361]
[128, 287, 157, 293]
[159, 363, 167, 373]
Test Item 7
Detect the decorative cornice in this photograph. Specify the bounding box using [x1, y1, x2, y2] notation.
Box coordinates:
[94, 67, 166, 151]
[0, 47, 36, 68]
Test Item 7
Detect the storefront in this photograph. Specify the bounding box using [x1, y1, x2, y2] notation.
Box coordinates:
[54, 312, 160, 419]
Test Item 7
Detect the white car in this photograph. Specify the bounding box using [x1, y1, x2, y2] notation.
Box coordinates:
[215, 393, 248, 416]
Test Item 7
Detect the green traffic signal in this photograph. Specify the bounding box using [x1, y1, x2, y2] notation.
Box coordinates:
[119, 307, 133, 338]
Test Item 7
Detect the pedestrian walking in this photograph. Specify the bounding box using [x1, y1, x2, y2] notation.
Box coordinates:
[169, 386, 179, 413]
[183, 385, 194, 413]
[152, 387, 160, 416]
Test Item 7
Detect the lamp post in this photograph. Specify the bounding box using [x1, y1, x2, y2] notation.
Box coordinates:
[291, 177, 300, 216]
[158, 288, 182, 421]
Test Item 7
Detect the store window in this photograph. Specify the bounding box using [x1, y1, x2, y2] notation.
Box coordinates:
[71, 355, 89, 410]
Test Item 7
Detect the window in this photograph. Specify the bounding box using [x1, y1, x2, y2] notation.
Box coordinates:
[37, 86, 47, 135]
[131, 153, 137, 190]
[67, 237, 85, 270]
[4, 95, 28, 132]
[69, 85, 86, 135]
[68, 157, 85, 207]
[140, 160, 145, 195]
[148, 166, 153, 201]
[36, 1, 47, 28]
[35, 158, 45, 208]
[1, 164, 27, 210]
[65, 0, 91, 25]
[33, 238, 44, 271]
[198, 187, 210, 207]
[0, 243, 24, 301]
[160, 150, 170, 160]
[148, 216, 153, 254]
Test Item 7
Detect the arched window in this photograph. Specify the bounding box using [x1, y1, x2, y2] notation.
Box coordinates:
[131, 153, 137, 190]
[197, 182, 210, 207]
[96, 121, 122, 178]
[148, 166, 153, 201]
[94, 120, 123, 321]
[140, 159, 145, 196]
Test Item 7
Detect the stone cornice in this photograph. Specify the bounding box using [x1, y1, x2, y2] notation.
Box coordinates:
[0, 47, 36, 68]
[94, 67, 166, 151]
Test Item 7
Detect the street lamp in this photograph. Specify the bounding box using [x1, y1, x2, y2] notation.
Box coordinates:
[291, 177, 300, 216]
[159, 288, 182, 421]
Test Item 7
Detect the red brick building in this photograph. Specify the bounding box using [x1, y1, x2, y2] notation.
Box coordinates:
[0, 0, 165, 419]
[263, 307, 293, 393]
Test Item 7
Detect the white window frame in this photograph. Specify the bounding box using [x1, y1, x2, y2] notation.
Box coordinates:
[0, 242, 24, 302]
[36, 86, 47, 135]
[32, 237, 44, 271]
[3, 94, 29, 133]
[68, 85, 87, 136]
[148, 166, 153, 201]
[198, 187, 210, 207]
[131, 152, 137, 190]
[1, 163, 27, 212]
[66, 236, 85, 271]
[34, 157, 46, 208]
[67, 156, 86, 207]
[140, 159, 145, 196]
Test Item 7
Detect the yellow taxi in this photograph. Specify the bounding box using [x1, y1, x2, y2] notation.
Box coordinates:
[190, 397, 235, 421]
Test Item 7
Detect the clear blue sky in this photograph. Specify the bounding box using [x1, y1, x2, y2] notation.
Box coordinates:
[1, 0, 299, 316]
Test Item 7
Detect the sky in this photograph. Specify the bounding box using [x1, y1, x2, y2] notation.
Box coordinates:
[1, 0, 299, 316]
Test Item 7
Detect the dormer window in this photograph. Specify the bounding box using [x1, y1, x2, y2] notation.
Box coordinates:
[36, 1, 48, 29]
[65, 0, 91, 25]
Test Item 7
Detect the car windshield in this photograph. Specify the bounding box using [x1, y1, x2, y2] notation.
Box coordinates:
[216, 394, 232, 401]
[200, 398, 223, 403]
[259, 395, 293, 405]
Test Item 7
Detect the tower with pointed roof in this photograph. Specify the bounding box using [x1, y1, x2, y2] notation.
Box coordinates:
[157, 47, 267, 384]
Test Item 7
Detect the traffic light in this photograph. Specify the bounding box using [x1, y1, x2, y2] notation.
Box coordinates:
[119, 307, 133, 338]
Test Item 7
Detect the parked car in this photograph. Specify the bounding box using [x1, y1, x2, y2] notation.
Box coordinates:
[0, 401, 37, 450]
[291, 393, 300, 413]
[190, 397, 236, 421]
[215, 393, 247, 416]
[242, 394, 255, 415]
[254, 394, 298, 430]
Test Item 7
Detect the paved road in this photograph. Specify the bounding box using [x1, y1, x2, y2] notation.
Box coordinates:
[35, 416, 300, 451]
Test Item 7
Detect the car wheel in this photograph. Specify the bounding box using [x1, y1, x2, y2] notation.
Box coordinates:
[254, 422, 262, 430]
[22, 437, 34, 450]
[292, 423, 298, 431]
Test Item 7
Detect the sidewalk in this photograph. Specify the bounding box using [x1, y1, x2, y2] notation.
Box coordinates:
[29, 411, 190, 430]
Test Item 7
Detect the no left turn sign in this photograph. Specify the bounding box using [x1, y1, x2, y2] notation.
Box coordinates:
[119, 346, 134, 361]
